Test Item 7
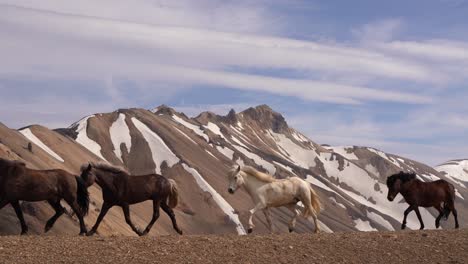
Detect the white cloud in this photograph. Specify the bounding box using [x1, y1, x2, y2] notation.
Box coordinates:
[0, 3, 450, 101]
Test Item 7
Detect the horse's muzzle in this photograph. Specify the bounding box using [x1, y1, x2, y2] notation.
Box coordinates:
[387, 195, 395, 202]
[228, 188, 235, 194]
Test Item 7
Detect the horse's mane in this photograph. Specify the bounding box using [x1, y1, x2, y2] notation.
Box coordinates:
[240, 166, 276, 183]
[81, 162, 129, 176]
[0, 158, 26, 167]
[387, 171, 417, 186]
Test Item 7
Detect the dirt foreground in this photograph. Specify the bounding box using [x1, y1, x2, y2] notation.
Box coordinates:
[0, 230, 467, 264]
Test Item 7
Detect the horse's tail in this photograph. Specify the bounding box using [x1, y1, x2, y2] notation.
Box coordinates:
[305, 186, 322, 217]
[443, 183, 456, 220]
[167, 179, 179, 209]
[75, 176, 90, 216]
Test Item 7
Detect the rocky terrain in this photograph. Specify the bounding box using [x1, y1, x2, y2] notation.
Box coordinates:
[0, 105, 467, 236]
[0, 230, 467, 264]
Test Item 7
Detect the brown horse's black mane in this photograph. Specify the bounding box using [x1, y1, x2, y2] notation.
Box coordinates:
[81, 162, 129, 176]
[387, 171, 417, 186]
[0, 158, 25, 167]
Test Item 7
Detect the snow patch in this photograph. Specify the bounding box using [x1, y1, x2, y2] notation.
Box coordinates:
[172, 115, 209, 142]
[268, 130, 317, 169]
[131, 118, 179, 174]
[354, 218, 377, 232]
[173, 126, 198, 145]
[305, 175, 334, 193]
[273, 161, 295, 174]
[205, 149, 219, 160]
[436, 160, 468, 188]
[73, 115, 107, 161]
[204, 122, 226, 139]
[365, 164, 380, 178]
[329, 146, 358, 160]
[182, 164, 246, 235]
[109, 113, 132, 163]
[216, 146, 234, 160]
[230, 136, 249, 149]
[367, 211, 394, 231]
[232, 145, 276, 175]
[20, 128, 64, 162]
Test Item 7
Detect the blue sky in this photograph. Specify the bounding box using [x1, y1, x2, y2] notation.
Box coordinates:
[0, 0, 467, 165]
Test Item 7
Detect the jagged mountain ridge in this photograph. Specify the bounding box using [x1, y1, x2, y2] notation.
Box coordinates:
[0, 105, 466, 236]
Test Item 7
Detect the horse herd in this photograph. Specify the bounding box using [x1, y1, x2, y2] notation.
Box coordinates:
[0, 158, 460, 236]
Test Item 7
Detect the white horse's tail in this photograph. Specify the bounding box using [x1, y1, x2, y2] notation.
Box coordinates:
[305, 187, 322, 217]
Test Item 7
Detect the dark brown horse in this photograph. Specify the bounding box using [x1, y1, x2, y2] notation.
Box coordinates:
[0, 158, 89, 235]
[387, 171, 459, 230]
[80, 163, 183, 236]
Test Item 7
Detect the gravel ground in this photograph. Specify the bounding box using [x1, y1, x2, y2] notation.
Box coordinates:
[0, 230, 467, 264]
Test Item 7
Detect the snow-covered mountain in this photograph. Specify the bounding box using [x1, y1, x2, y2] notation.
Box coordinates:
[1, 105, 466, 235]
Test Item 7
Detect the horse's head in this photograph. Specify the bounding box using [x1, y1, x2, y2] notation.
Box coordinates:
[386, 171, 416, 201]
[386, 175, 401, 202]
[80, 163, 97, 187]
[227, 165, 244, 194]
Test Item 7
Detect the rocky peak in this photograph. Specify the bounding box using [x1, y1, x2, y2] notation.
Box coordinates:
[153, 105, 178, 116]
[241, 105, 289, 133]
[194, 111, 219, 124]
[222, 109, 238, 125]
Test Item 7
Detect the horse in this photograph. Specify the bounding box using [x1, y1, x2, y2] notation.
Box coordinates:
[0, 158, 89, 235]
[387, 171, 459, 230]
[228, 165, 322, 234]
[80, 163, 183, 236]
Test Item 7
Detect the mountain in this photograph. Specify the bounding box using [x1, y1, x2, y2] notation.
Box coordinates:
[0, 105, 466, 236]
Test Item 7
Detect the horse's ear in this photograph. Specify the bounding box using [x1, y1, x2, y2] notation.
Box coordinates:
[87, 163, 92, 171]
[237, 165, 241, 173]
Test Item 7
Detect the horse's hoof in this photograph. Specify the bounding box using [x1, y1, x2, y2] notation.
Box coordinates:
[248, 228, 253, 234]
[289, 228, 294, 233]
[86, 231, 96, 237]
[79, 232, 87, 236]
[177, 229, 183, 235]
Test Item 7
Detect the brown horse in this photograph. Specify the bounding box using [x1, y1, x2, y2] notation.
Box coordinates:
[387, 171, 459, 230]
[80, 163, 183, 236]
[0, 158, 89, 235]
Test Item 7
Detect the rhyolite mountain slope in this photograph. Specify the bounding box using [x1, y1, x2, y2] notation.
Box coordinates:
[0, 105, 466, 236]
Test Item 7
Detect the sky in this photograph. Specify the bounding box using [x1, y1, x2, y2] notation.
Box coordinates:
[0, 0, 467, 165]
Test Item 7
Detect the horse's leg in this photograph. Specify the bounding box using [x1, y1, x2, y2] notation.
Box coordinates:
[11, 201, 28, 235]
[87, 202, 112, 236]
[402, 206, 414, 230]
[67, 200, 88, 236]
[285, 204, 300, 233]
[247, 203, 265, 234]
[435, 204, 444, 229]
[262, 208, 273, 233]
[306, 211, 321, 234]
[141, 200, 161, 236]
[414, 207, 425, 230]
[121, 203, 143, 236]
[448, 202, 460, 229]
[45, 200, 65, 233]
[452, 209, 459, 229]
[161, 202, 183, 235]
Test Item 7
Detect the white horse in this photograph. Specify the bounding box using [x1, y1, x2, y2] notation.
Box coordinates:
[228, 165, 322, 234]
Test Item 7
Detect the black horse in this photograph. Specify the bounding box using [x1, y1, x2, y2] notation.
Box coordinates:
[0, 158, 89, 235]
[387, 171, 459, 230]
[80, 163, 183, 236]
